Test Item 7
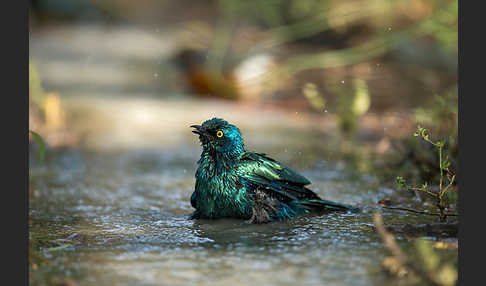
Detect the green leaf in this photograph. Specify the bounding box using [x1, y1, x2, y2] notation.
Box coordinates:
[396, 176, 406, 187]
[29, 130, 45, 161]
[422, 182, 428, 189]
[416, 126, 430, 139]
[441, 160, 451, 170]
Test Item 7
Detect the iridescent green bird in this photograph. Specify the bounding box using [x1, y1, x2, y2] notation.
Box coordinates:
[190, 118, 358, 223]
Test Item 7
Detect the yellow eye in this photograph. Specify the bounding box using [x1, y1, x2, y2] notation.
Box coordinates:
[216, 130, 224, 138]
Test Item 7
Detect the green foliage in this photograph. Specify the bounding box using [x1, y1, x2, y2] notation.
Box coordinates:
[390, 91, 457, 185]
[352, 79, 370, 116]
[396, 126, 456, 221]
[302, 82, 326, 111]
[335, 78, 371, 138]
[29, 130, 45, 162]
[418, 0, 458, 54]
[414, 90, 458, 150]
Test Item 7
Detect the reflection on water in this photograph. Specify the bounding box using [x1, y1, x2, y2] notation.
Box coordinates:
[30, 123, 442, 285]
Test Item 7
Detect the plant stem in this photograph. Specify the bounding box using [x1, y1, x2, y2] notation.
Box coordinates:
[404, 185, 437, 198]
[438, 144, 443, 195]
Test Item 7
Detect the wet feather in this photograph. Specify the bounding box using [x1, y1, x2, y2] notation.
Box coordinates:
[190, 118, 358, 223]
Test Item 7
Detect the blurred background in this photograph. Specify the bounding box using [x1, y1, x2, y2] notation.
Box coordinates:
[29, 1, 458, 285]
[29, 0, 457, 154]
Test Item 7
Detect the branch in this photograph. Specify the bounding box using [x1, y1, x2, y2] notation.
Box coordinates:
[440, 174, 456, 199]
[381, 206, 458, 217]
[404, 185, 438, 198]
[373, 212, 443, 286]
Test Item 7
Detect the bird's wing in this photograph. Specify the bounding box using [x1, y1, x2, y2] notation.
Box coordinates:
[237, 151, 320, 201]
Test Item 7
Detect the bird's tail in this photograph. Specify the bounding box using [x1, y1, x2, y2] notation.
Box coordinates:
[297, 199, 360, 213]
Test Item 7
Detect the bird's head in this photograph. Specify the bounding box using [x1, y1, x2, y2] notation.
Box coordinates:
[191, 118, 244, 159]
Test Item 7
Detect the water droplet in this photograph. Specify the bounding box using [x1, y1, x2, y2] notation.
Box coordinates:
[341, 80, 345, 84]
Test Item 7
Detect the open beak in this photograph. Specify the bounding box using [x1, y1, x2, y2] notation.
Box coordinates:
[190, 125, 206, 136]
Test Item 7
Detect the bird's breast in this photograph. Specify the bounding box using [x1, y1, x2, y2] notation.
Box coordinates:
[194, 164, 251, 219]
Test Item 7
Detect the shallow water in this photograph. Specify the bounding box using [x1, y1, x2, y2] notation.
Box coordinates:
[29, 97, 448, 286]
[28, 20, 457, 286]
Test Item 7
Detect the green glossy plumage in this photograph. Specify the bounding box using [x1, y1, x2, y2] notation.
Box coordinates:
[190, 118, 358, 223]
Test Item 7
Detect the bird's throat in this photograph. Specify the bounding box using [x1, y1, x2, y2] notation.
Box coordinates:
[200, 148, 241, 171]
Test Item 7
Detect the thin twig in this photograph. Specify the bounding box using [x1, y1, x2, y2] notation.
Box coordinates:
[440, 174, 456, 198]
[381, 206, 458, 217]
[405, 186, 438, 198]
